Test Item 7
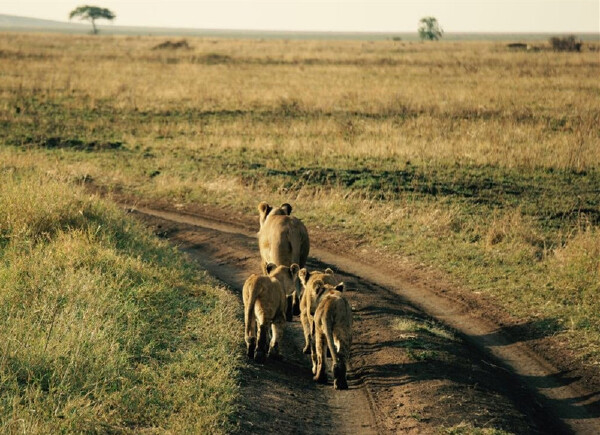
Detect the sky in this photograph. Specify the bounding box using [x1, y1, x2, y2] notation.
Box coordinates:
[2, 0, 599, 33]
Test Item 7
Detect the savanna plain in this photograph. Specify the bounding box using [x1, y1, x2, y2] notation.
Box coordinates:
[0, 32, 599, 433]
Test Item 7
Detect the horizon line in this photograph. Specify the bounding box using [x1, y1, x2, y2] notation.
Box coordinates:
[2, 13, 599, 35]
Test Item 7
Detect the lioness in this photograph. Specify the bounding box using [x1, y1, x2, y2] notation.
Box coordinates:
[298, 267, 337, 354]
[311, 280, 353, 390]
[257, 202, 309, 320]
[243, 263, 300, 363]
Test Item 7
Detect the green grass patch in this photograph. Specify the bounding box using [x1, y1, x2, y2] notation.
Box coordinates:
[394, 317, 456, 362]
[0, 167, 242, 433]
[438, 423, 513, 435]
[395, 317, 456, 341]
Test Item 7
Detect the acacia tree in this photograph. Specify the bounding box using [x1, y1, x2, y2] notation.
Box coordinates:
[418, 16, 443, 41]
[69, 5, 116, 34]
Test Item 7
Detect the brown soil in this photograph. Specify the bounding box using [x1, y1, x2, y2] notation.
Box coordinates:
[111, 194, 599, 434]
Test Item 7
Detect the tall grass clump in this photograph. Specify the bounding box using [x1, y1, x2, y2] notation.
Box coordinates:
[549, 228, 600, 333]
[0, 167, 241, 433]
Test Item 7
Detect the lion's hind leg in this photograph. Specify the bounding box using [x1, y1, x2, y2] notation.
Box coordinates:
[255, 323, 269, 364]
[333, 333, 351, 390]
[333, 355, 348, 390]
[245, 315, 257, 359]
[301, 309, 311, 354]
[313, 330, 328, 384]
[268, 312, 285, 360]
[285, 294, 293, 321]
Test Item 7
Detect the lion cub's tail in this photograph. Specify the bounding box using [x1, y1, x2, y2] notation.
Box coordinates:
[244, 275, 262, 339]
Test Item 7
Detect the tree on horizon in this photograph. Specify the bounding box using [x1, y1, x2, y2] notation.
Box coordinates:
[418, 16, 443, 41]
[69, 5, 115, 34]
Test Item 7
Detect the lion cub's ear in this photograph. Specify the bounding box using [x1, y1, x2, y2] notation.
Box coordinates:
[280, 203, 292, 215]
[289, 263, 300, 278]
[313, 279, 326, 297]
[298, 268, 310, 285]
[266, 263, 277, 275]
[258, 202, 272, 216]
[324, 268, 334, 275]
[335, 282, 345, 292]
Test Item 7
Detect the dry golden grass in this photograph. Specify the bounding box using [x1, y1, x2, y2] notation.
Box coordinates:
[1, 33, 598, 169]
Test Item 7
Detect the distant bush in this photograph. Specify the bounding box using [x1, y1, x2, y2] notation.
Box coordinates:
[506, 43, 527, 50]
[197, 52, 234, 64]
[549, 35, 582, 52]
[152, 39, 192, 50]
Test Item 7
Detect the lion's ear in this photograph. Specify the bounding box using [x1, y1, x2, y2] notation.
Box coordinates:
[289, 263, 300, 278]
[324, 268, 334, 275]
[313, 279, 326, 296]
[335, 282, 345, 292]
[266, 263, 277, 275]
[258, 202, 272, 217]
[298, 268, 309, 285]
[280, 203, 292, 215]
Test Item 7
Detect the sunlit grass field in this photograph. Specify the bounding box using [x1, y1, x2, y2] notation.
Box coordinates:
[0, 161, 241, 432]
[1, 31, 599, 375]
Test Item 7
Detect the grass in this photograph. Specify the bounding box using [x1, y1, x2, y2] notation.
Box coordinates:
[0, 164, 242, 433]
[438, 423, 513, 435]
[394, 316, 456, 362]
[0, 32, 599, 371]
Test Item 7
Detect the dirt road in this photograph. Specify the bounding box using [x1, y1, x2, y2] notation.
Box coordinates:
[124, 202, 599, 434]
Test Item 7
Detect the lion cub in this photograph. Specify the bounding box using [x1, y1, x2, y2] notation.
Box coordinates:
[298, 267, 337, 355]
[243, 263, 300, 363]
[311, 280, 353, 390]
